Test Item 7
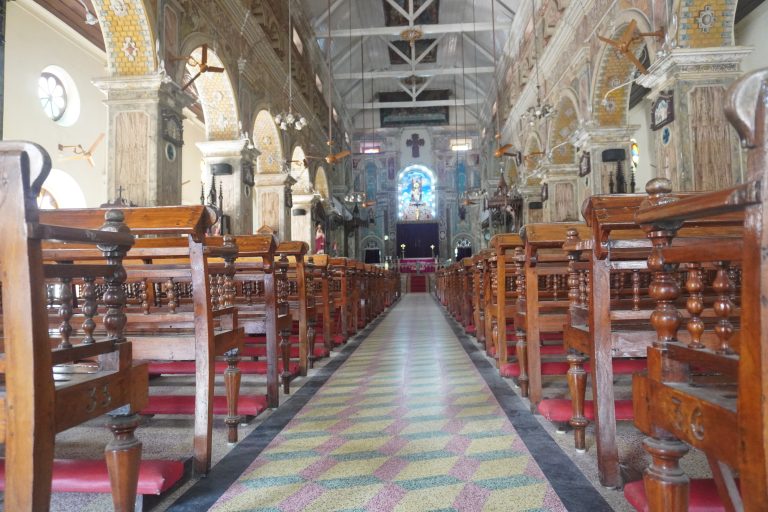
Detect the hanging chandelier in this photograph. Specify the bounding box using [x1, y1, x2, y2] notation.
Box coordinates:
[520, 0, 555, 126]
[274, 0, 307, 132]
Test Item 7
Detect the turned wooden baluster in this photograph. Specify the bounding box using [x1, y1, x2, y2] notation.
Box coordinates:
[712, 261, 735, 355]
[58, 278, 74, 349]
[579, 270, 587, 307]
[81, 277, 97, 344]
[685, 264, 705, 349]
[632, 270, 641, 311]
[165, 278, 177, 314]
[98, 209, 141, 511]
[565, 228, 588, 449]
[640, 178, 689, 509]
[140, 279, 149, 315]
[223, 349, 241, 444]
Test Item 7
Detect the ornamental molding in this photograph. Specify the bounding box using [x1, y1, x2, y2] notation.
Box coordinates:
[636, 46, 753, 89]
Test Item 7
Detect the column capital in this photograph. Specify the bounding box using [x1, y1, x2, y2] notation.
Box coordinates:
[636, 46, 753, 89]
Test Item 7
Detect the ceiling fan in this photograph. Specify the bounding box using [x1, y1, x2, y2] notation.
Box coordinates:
[58, 133, 105, 168]
[182, 44, 225, 91]
[597, 20, 663, 75]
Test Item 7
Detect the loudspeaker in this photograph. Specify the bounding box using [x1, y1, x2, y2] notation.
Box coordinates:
[601, 149, 626, 163]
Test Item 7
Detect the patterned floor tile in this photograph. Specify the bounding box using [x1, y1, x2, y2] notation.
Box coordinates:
[208, 295, 567, 512]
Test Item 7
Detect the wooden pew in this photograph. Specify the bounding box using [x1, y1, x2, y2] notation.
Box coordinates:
[512, 223, 590, 408]
[0, 142, 149, 511]
[473, 250, 492, 350]
[488, 234, 524, 367]
[198, 233, 283, 409]
[307, 254, 335, 356]
[629, 69, 768, 511]
[329, 258, 351, 343]
[39, 206, 244, 475]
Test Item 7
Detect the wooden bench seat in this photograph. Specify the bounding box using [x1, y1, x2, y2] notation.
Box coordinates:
[630, 68, 768, 511]
[0, 141, 152, 510]
[39, 207, 245, 475]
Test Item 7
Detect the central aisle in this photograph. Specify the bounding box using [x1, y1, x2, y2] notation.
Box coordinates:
[208, 294, 567, 511]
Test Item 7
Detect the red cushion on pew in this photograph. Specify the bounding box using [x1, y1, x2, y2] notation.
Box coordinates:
[465, 325, 477, 334]
[148, 360, 300, 376]
[499, 359, 646, 378]
[624, 479, 727, 512]
[243, 335, 267, 343]
[332, 334, 345, 346]
[0, 459, 184, 495]
[508, 344, 565, 356]
[142, 394, 268, 416]
[500, 361, 571, 378]
[536, 399, 634, 422]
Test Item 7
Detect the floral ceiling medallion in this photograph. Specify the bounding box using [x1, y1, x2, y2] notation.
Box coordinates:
[696, 5, 715, 33]
[111, 0, 129, 17]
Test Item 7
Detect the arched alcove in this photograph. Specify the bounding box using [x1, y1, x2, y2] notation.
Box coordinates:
[253, 110, 283, 174]
[186, 45, 239, 141]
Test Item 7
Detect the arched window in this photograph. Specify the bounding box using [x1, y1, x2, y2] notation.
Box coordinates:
[398, 165, 436, 221]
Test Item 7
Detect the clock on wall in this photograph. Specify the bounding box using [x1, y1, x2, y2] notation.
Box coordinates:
[650, 92, 674, 131]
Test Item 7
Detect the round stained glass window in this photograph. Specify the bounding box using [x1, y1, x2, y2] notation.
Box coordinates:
[38, 72, 68, 122]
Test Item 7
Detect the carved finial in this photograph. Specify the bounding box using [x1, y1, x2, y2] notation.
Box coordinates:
[566, 228, 580, 242]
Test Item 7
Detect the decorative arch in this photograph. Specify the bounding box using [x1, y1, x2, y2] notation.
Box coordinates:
[91, 0, 156, 76]
[548, 92, 580, 165]
[398, 164, 436, 221]
[524, 132, 544, 172]
[314, 166, 330, 200]
[253, 109, 283, 174]
[290, 146, 312, 193]
[39, 169, 87, 209]
[186, 45, 239, 140]
[592, 12, 654, 128]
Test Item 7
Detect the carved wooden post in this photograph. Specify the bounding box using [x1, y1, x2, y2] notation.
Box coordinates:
[514, 247, 529, 395]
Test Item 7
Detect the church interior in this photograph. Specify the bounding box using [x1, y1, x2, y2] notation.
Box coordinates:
[0, 0, 767, 510]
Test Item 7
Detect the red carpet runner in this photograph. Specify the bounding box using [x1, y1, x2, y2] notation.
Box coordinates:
[409, 275, 427, 292]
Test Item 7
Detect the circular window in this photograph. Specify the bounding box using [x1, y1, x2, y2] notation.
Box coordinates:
[38, 73, 67, 121]
[37, 66, 81, 126]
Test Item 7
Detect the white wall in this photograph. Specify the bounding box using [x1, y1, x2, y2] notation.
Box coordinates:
[736, 2, 768, 73]
[4, 1, 109, 206]
[181, 116, 206, 205]
[629, 101, 654, 191]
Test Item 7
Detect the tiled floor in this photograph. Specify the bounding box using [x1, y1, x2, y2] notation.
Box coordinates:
[204, 295, 570, 511]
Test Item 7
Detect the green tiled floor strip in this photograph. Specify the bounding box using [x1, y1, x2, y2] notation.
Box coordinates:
[209, 295, 566, 511]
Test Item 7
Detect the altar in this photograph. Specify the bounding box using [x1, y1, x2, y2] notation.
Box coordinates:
[398, 258, 437, 274]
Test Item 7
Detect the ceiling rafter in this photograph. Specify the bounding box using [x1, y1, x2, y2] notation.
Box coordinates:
[334, 66, 495, 80]
[326, 22, 495, 39]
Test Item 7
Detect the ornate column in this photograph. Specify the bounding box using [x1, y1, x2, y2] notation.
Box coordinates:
[636, 47, 752, 191]
[573, 125, 639, 200]
[253, 173, 295, 242]
[541, 164, 580, 222]
[94, 75, 191, 206]
[197, 140, 258, 235]
[290, 184, 319, 249]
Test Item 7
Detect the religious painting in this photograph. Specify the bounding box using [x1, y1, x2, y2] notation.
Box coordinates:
[398, 165, 437, 222]
[651, 91, 674, 130]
